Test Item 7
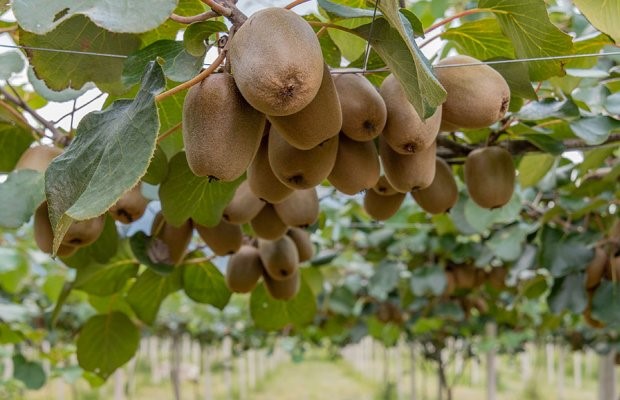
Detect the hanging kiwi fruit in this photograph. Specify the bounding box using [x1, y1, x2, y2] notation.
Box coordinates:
[328, 134, 380, 195]
[380, 136, 437, 193]
[363, 189, 406, 221]
[258, 236, 299, 281]
[108, 184, 150, 224]
[263, 268, 301, 300]
[286, 228, 314, 263]
[151, 213, 193, 265]
[464, 146, 515, 209]
[15, 145, 63, 172]
[273, 188, 319, 228]
[250, 203, 289, 240]
[226, 245, 264, 293]
[196, 219, 243, 256]
[247, 135, 294, 204]
[223, 180, 266, 224]
[411, 158, 458, 214]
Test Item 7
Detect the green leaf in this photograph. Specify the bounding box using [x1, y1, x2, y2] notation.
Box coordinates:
[0, 51, 25, 80]
[140, 0, 206, 46]
[0, 170, 44, 229]
[26, 67, 93, 102]
[604, 92, 620, 115]
[129, 232, 174, 275]
[520, 133, 565, 155]
[410, 265, 446, 296]
[318, 0, 378, 18]
[12, 355, 46, 390]
[539, 227, 593, 278]
[491, 60, 537, 100]
[250, 276, 317, 331]
[516, 98, 580, 121]
[359, 3, 446, 118]
[329, 18, 371, 62]
[142, 146, 168, 185]
[13, 0, 177, 34]
[45, 62, 164, 254]
[123, 40, 204, 87]
[159, 152, 243, 227]
[570, 116, 620, 145]
[518, 153, 555, 187]
[591, 281, 620, 327]
[547, 273, 587, 314]
[369, 261, 400, 300]
[399, 9, 424, 37]
[479, 0, 574, 80]
[126, 268, 182, 325]
[573, 0, 620, 43]
[463, 193, 521, 233]
[20, 16, 140, 92]
[183, 21, 228, 57]
[182, 258, 231, 309]
[0, 123, 33, 172]
[77, 312, 139, 379]
[442, 18, 514, 61]
[67, 214, 119, 265]
[73, 241, 139, 296]
[485, 224, 528, 261]
[0, 248, 28, 294]
[367, 316, 401, 347]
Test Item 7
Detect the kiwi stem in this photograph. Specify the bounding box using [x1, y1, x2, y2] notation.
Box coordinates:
[157, 121, 182, 143]
[284, 0, 311, 9]
[424, 8, 493, 34]
[170, 11, 219, 24]
[155, 50, 227, 102]
[0, 25, 17, 33]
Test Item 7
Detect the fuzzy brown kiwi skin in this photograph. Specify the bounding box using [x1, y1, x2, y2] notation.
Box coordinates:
[328, 134, 380, 195]
[228, 8, 324, 116]
[380, 136, 437, 193]
[585, 247, 608, 290]
[258, 236, 299, 281]
[109, 184, 150, 224]
[487, 267, 508, 290]
[286, 228, 314, 263]
[363, 190, 405, 221]
[380, 74, 442, 154]
[151, 213, 193, 265]
[183, 72, 265, 181]
[250, 204, 289, 240]
[15, 146, 63, 172]
[333, 74, 387, 142]
[33, 203, 77, 257]
[61, 215, 106, 248]
[223, 181, 266, 224]
[247, 135, 294, 204]
[226, 245, 264, 293]
[411, 158, 458, 214]
[267, 63, 341, 150]
[268, 126, 339, 190]
[273, 188, 319, 228]
[263, 267, 300, 300]
[604, 254, 620, 280]
[372, 176, 399, 196]
[435, 55, 510, 130]
[196, 219, 243, 256]
[464, 146, 515, 209]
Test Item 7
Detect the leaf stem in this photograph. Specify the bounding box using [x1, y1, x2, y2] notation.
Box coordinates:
[306, 21, 361, 37]
[154, 50, 226, 102]
[0, 25, 17, 33]
[170, 11, 219, 24]
[201, 0, 232, 17]
[424, 8, 492, 34]
[284, 0, 311, 10]
[157, 121, 183, 143]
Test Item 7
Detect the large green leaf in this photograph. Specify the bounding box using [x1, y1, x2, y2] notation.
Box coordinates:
[479, 0, 574, 80]
[0, 170, 44, 229]
[368, 261, 400, 300]
[250, 276, 317, 331]
[12, 355, 46, 390]
[26, 67, 93, 102]
[574, 0, 620, 43]
[45, 62, 164, 254]
[182, 258, 231, 309]
[77, 312, 140, 379]
[126, 268, 182, 325]
[591, 281, 620, 327]
[0, 124, 33, 173]
[0, 51, 25, 80]
[442, 18, 514, 60]
[518, 153, 555, 188]
[570, 116, 620, 145]
[539, 227, 593, 277]
[13, 0, 177, 34]
[410, 265, 446, 296]
[0, 248, 29, 294]
[547, 273, 587, 314]
[357, 3, 446, 119]
[20, 16, 140, 92]
[159, 152, 243, 227]
[140, 0, 206, 46]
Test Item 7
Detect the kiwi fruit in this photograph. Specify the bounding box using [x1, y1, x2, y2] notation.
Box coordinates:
[223, 181, 266, 224]
[333, 74, 387, 141]
[33, 203, 77, 257]
[380, 136, 437, 193]
[263, 268, 300, 300]
[585, 247, 608, 290]
[328, 134, 380, 195]
[268, 126, 338, 190]
[452, 264, 479, 290]
[228, 7, 323, 116]
[226, 245, 264, 293]
[15, 146, 63, 172]
[183, 72, 265, 181]
[411, 158, 457, 214]
[273, 188, 319, 227]
[363, 190, 405, 221]
[247, 135, 294, 204]
[464, 146, 515, 209]
[487, 267, 508, 290]
[108, 184, 150, 223]
[287, 228, 314, 262]
[267, 63, 341, 150]
[250, 204, 288, 240]
[434, 55, 510, 130]
[61, 215, 106, 248]
[380, 74, 442, 154]
[258, 236, 299, 281]
[196, 219, 243, 256]
[444, 270, 456, 297]
[151, 213, 193, 265]
[372, 176, 399, 196]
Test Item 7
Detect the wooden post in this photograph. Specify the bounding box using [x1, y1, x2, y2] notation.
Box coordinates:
[396, 342, 404, 400]
[573, 352, 582, 388]
[170, 334, 182, 400]
[486, 323, 497, 400]
[223, 337, 233, 400]
[202, 344, 212, 400]
[546, 343, 555, 384]
[598, 350, 617, 400]
[409, 342, 417, 400]
[557, 346, 565, 400]
[237, 352, 247, 400]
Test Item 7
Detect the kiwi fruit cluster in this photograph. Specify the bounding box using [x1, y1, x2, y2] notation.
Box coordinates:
[442, 264, 509, 297]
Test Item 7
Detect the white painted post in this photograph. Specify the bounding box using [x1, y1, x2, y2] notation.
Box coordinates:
[547, 343, 556, 384]
[486, 323, 497, 400]
[113, 369, 125, 400]
[557, 346, 565, 400]
[409, 342, 417, 400]
[573, 352, 582, 389]
[598, 350, 617, 400]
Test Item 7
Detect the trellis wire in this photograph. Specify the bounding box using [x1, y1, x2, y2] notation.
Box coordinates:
[2, 43, 620, 74]
[361, 0, 380, 72]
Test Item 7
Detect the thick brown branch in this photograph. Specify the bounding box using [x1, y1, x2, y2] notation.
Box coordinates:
[170, 11, 218, 24]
